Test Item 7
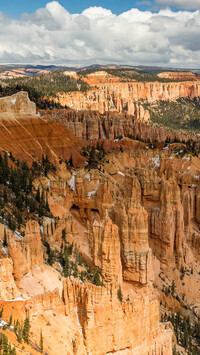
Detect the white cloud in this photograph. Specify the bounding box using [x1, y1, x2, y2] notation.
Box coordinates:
[0, 1, 200, 68]
[156, 0, 200, 10]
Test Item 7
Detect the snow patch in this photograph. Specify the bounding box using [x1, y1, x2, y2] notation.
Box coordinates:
[14, 231, 23, 240]
[1, 297, 29, 302]
[118, 171, 125, 176]
[85, 173, 91, 181]
[0, 320, 7, 327]
[87, 180, 99, 199]
[152, 155, 160, 168]
[68, 175, 76, 192]
[11, 98, 16, 105]
[2, 247, 8, 256]
[74, 306, 83, 334]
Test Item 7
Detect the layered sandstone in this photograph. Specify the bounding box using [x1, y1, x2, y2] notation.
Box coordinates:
[55, 80, 200, 117]
[63, 278, 172, 355]
[158, 71, 198, 81]
[8, 220, 44, 281]
[0, 91, 36, 119]
[46, 109, 196, 142]
[1, 92, 200, 354]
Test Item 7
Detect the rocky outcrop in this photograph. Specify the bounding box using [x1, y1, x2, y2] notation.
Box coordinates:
[8, 220, 44, 281]
[158, 71, 198, 81]
[0, 106, 85, 166]
[46, 108, 196, 142]
[54, 80, 200, 117]
[63, 278, 172, 355]
[92, 216, 122, 284]
[0, 258, 19, 299]
[0, 91, 36, 119]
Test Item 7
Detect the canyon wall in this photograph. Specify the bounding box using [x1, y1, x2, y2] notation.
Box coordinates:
[47, 109, 196, 142]
[55, 80, 200, 117]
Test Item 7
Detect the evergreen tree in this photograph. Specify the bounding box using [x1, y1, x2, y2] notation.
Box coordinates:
[2, 334, 8, 355]
[36, 187, 40, 203]
[40, 329, 44, 353]
[62, 228, 66, 242]
[73, 264, 78, 278]
[9, 314, 12, 326]
[63, 246, 70, 277]
[0, 307, 3, 318]
[117, 285, 123, 303]
[3, 189, 7, 203]
[94, 271, 101, 286]
[23, 316, 31, 344]
[3, 229, 7, 248]
[17, 324, 23, 343]
[69, 154, 73, 167]
[47, 249, 55, 266]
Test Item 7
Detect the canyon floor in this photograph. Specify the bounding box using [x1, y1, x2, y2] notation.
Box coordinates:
[0, 69, 199, 355]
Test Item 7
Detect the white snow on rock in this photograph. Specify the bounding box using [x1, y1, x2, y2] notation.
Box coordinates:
[14, 231, 23, 240]
[0, 320, 7, 327]
[85, 173, 91, 181]
[152, 155, 160, 168]
[1, 297, 29, 302]
[87, 181, 99, 199]
[118, 171, 125, 176]
[68, 175, 76, 192]
[11, 98, 16, 105]
[2, 247, 8, 256]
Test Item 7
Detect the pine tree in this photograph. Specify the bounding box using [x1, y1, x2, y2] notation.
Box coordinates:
[117, 285, 123, 303]
[3, 229, 7, 248]
[63, 246, 70, 277]
[3, 189, 7, 203]
[9, 314, 12, 326]
[73, 264, 78, 278]
[40, 329, 44, 353]
[62, 228, 66, 242]
[69, 154, 73, 167]
[17, 324, 23, 343]
[36, 187, 40, 203]
[0, 307, 3, 318]
[94, 271, 101, 286]
[45, 193, 50, 212]
[23, 316, 31, 344]
[2, 334, 8, 354]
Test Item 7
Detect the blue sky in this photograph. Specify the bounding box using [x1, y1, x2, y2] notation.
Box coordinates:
[0, 0, 200, 67]
[0, 0, 194, 18]
[2, 1, 145, 17]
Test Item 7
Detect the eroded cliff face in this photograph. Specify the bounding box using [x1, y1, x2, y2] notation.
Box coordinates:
[63, 278, 172, 355]
[0, 91, 36, 119]
[8, 220, 44, 281]
[1, 91, 200, 354]
[54, 79, 200, 119]
[45, 108, 197, 142]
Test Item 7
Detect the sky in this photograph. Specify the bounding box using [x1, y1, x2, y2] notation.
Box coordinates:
[0, 0, 200, 67]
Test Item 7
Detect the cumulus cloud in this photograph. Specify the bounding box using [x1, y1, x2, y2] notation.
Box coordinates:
[0, 1, 200, 67]
[156, 0, 200, 10]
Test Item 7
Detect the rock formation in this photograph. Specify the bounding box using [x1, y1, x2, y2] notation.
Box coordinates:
[8, 220, 44, 281]
[63, 278, 173, 355]
[158, 71, 198, 81]
[54, 78, 200, 118]
[0, 90, 199, 354]
[0, 91, 36, 119]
